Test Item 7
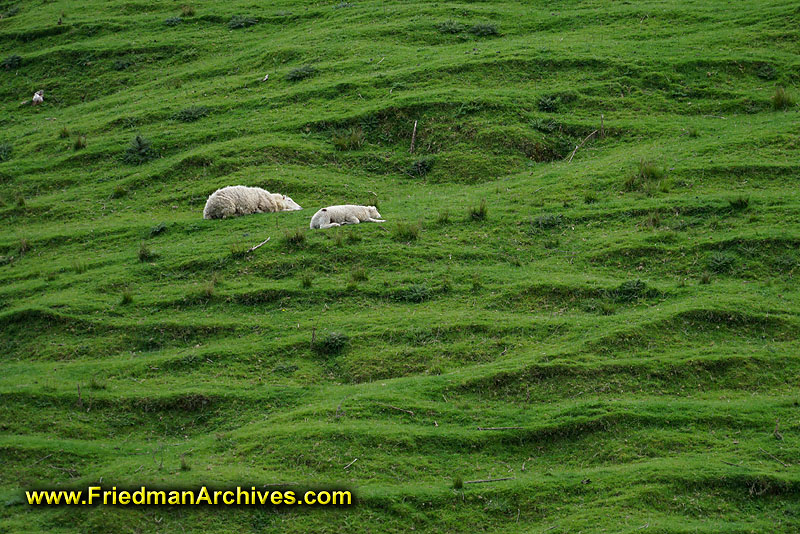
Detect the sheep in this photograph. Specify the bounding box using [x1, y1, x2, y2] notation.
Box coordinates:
[32, 90, 43, 105]
[203, 185, 301, 219]
[309, 205, 385, 229]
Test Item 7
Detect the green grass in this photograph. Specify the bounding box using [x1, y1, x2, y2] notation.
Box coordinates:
[1, 1, 800, 533]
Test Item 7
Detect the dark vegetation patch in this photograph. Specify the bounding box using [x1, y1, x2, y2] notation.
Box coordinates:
[122, 135, 159, 165]
[228, 15, 258, 29]
[286, 65, 317, 81]
[173, 106, 210, 122]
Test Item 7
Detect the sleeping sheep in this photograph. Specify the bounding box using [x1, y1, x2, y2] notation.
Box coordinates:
[309, 205, 385, 229]
[203, 185, 301, 219]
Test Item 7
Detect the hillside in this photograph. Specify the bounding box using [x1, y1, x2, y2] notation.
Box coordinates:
[1, 1, 799, 532]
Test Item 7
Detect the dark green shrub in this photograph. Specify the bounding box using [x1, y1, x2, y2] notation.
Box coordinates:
[181, 5, 195, 16]
[173, 106, 210, 122]
[122, 135, 158, 165]
[301, 273, 313, 288]
[164, 16, 182, 26]
[229, 15, 258, 29]
[287, 65, 317, 81]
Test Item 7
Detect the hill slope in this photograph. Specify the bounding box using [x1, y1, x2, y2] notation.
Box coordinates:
[1, 1, 799, 532]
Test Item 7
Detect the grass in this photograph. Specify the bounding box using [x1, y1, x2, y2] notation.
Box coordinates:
[2, 1, 800, 533]
[331, 127, 364, 150]
[286, 65, 317, 81]
[392, 221, 420, 241]
[72, 135, 87, 150]
[771, 87, 795, 110]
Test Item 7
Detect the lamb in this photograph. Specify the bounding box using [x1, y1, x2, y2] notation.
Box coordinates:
[309, 205, 385, 229]
[32, 90, 43, 105]
[202, 185, 301, 219]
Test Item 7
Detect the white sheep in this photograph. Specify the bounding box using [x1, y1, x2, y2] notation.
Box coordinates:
[203, 185, 301, 219]
[309, 205, 385, 229]
[32, 90, 43, 105]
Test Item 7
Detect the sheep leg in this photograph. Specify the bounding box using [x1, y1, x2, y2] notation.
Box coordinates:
[344, 215, 361, 225]
[318, 222, 341, 229]
[367, 218, 386, 223]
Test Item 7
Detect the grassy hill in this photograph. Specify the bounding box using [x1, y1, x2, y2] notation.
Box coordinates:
[1, 0, 799, 532]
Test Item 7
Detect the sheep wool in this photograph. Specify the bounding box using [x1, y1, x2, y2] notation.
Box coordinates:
[309, 205, 385, 229]
[203, 186, 301, 219]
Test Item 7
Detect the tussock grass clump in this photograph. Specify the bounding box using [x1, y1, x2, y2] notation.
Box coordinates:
[436, 20, 465, 34]
[643, 211, 661, 228]
[73, 136, 87, 151]
[624, 158, 666, 193]
[728, 196, 749, 211]
[534, 213, 563, 229]
[334, 2, 355, 8]
[283, 228, 307, 249]
[708, 252, 735, 273]
[468, 199, 487, 221]
[120, 289, 133, 305]
[180, 457, 191, 471]
[15, 192, 26, 207]
[537, 95, 560, 113]
[229, 15, 258, 29]
[301, 273, 313, 288]
[469, 23, 499, 36]
[59, 126, 70, 139]
[393, 221, 420, 241]
[609, 279, 649, 302]
[18, 238, 30, 254]
[138, 243, 156, 262]
[88, 376, 107, 390]
[164, 16, 182, 26]
[286, 65, 317, 81]
[313, 332, 348, 356]
[111, 185, 128, 199]
[685, 127, 699, 138]
[0, 143, 12, 162]
[351, 267, 368, 282]
[122, 135, 158, 165]
[584, 193, 597, 205]
[149, 222, 167, 237]
[394, 284, 431, 303]
[772, 87, 795, 111]
[181, 5, 195, 16]
[437, 210, 450, 224]
[407, 157, 434, 177]
[1, 55, 22, 70]
[174, 106, 209, 122]
[72, 259, 88, 273]
[229, 244, 248, 258]
[452, 477, 464, 490]
[113, 59, 133, 71]
[755, 63, 776, 80]
[331, 127, 364, 150]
